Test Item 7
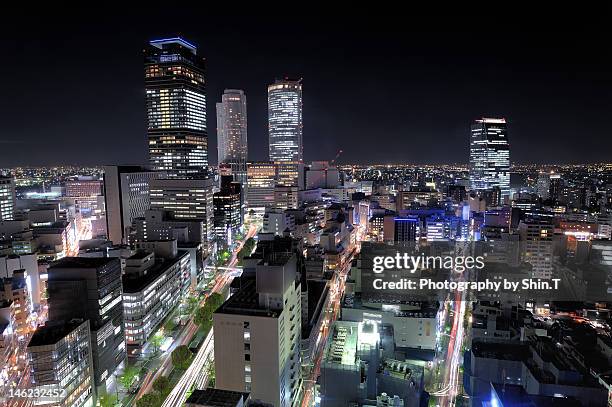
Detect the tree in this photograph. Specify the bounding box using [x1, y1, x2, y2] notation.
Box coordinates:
[137, 393, 159, 407]
[171, 345, 193, 370]
[194, 293, 224, 327]
[98, 392, 118, 407]
[153, 375, 170, 395]
[118, 364, 139, 391]
[150, 332, 164, 354]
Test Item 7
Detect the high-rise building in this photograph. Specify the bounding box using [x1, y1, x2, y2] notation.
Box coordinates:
[213, 176, 243, 242]
[269, 79, 303, 188]
[0, 177, 16, 221]
[519, 215, 554, 279]
[469, 118, 510, 199]
[216, 89, 248, 185]
[214, 253, 302, 406]
[246, 162, 277, 210]
[145, 37, 208, 175]
[536, 172, 551, 200]
[103, 166, 165, 244]
[27, 319, 95, 407]
[47, 257, 125, 390]
[149, 178, 215, 253]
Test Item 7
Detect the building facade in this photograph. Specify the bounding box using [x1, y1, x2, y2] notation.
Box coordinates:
[27, 319, 95, 407]
[103, 166, 165, 245]
[217, 89, 248, 186]
[0, 177, 16, 221]
[47, 257, 126, 390]
[145, 37, 208, 175]
[469, 118, 510, 199]
[269, 79, 303, 188]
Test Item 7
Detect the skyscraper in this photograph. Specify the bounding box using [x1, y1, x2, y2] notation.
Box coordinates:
[145, 37, 208, 176]
[268, 79, 303, 187]
[468, 118, 510, 199]
[0, 177, 16, 221]
[216, 90, 248, 185]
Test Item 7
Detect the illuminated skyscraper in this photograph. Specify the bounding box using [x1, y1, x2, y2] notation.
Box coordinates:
[0, 177, 16, 221]
[145, 37, 208, 176]
[268, 78, 303, 187]
[216, 89, 248, 185]
[469, 118, 510, 199]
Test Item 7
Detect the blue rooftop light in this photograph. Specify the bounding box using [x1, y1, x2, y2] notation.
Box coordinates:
[150, 37, 197, 53]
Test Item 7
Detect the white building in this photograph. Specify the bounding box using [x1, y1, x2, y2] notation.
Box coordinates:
[213, 253, 302, 407]
[122, 249, 190, 348]
[103, 165, 165, 245]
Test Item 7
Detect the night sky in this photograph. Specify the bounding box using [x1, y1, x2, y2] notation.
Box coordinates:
[0, 12, 610, 167]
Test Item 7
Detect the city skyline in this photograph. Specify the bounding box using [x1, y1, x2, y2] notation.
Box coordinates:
[0, 14, 610, 166]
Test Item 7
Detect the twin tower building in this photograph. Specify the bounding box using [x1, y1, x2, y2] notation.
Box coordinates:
[145, 37, 303, 185]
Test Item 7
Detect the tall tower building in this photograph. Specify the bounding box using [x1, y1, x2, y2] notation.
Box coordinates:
[145, 37, 208, 176]
[469, 118, 510, 199]
[216, 89, 248, 185]
[0, 177, 16, 221]
[268, 79, 303, 188]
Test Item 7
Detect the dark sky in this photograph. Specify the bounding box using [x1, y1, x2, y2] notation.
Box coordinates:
[0, 12, 610, 166]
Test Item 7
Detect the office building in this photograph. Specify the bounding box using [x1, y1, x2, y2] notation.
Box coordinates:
[214, 253, 302, 407]
[213, 177, 243, 242]
[47, 257, 125, 389]
[246, 162, 276, 210]
[217, 89, 248, 185]
[536, 172, 551, 200]
[269, 79, 303, 188]
[468, 118, 510, 199]
[65, 178, 103, 199]
[393, 217, 418, 244]
[263, 208, 295, 236]
[0, 177, 16, 221]
[268, 78, 303, 163]
[122, 249, 189, 349]
[149, 177, 214, 252]
[145, 37, 208, 175]
[27, 319, 95, 407]
[103, 165, 165, 244]
[519, 216, 554, 279]
[305, 161, 340, 189]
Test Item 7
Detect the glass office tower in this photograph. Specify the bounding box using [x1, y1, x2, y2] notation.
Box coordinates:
[145, 37, 208, 176]
[216, 89, 248, 185]
[268, 79, 303, 187]
[469, 118, 510, 199]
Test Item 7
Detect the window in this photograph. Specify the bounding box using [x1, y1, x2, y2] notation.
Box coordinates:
[245, 354, 250, 361]
[244, 343, 250, 351]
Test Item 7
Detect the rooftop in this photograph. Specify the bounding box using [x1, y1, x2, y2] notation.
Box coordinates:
[185, 388, 249, 407]
[28, 319, 88, 348]
[215, 278, 280, 318]
[122, 251, 188, 293]
[49, 256, 118, 270]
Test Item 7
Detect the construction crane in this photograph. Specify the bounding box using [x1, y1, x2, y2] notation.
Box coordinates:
[330, 149, 343, 165]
